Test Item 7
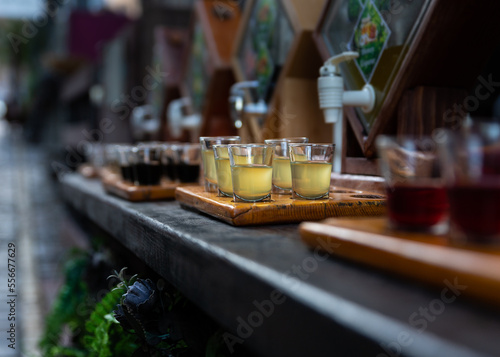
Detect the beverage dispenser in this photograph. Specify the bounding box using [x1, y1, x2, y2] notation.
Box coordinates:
[168, 0, 242, 141]
[230, 0, 328, 143]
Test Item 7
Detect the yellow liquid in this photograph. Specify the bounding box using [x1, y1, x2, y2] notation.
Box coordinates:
[215, 158, 232, 196]
[272, 156, 292, 190]
[231, 165, 272, 201]
[291, 161, 332, 199]
[202, 149, 217, 184]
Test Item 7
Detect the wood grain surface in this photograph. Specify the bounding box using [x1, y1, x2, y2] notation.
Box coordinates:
[102, 175, 180, 202]
[175, 185, 386, 226]
[300, 217, 500, 307]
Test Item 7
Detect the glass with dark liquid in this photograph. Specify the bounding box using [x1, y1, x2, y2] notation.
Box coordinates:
[377, 136, 449, 234]
[385, 184, 449, 233]
[161, 144, 178, 182]
[439, 123, 500, 243]
[116, 145, 136, 183]
[132, 144, 163, 186]
[174, 143, 201, 183]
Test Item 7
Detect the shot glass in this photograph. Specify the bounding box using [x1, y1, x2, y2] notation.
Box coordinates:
[103, 144, 121, 175]
[228, 144, 273, 202]
[132, 143, 163, 186]
[84, 143, 105, 172]
[213, 145, 233, 197]
[264, 137, 309, 194]
[437, 123, 500, 243]
[174, 143, 201, 183]
[289, 144, 334, 200]
[116, 145, 136, 183]
[376, 135, 449, 234]
[200, 136, 241, 192]
[160, 143, 178, 183]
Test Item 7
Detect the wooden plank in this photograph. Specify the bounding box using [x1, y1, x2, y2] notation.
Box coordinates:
[300, 217, 500, 307]
[102, 175, 179, 201]
[175, 185, 385, 226]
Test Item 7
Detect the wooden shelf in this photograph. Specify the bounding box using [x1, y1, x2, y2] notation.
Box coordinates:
[61, 173, 500, 357]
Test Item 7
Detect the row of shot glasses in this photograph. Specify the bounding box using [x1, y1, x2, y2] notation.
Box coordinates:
[104, 142, 202, 186]
[200, 136, 335, 202]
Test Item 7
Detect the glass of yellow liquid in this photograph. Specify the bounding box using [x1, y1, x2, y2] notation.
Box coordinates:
[264, 137, 309, 194]
[200, 136, 241, 192]
[213, 145, 233, 197]
[289, 143, 335, 200]
[228, 144, 274, 202]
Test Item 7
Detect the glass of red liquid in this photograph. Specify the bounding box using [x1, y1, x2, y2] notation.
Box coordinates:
[376, 135, 449, 234]
[437, 123, 500, 244]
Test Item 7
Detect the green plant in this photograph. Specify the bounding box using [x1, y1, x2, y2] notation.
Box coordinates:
[41, 259, 229, 357]
[83, 268, 139, 356]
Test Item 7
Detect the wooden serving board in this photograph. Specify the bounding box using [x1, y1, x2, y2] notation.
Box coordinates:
[175, 186, 386, 226]
[102, 175, 180, 202]
[300, 217, 500, 307]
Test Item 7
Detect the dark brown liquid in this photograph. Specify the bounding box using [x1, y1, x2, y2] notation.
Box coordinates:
[134, 162, 162, 186]
[120, 166, 133, 182]
[177, 163, 200, 183]
[163, 158, 176, 182]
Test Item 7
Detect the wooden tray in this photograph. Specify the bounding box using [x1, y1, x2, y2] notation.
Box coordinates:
[300, 217, 500, 307]
[175, 186, 386, 226]
[102, 175, 181, 202]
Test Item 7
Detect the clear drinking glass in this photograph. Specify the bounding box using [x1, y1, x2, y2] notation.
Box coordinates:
[174, 143, 201, 183]
[160, 143, 179, 183]
[200, 136, 241, 192]
[289, 144, 334, 200]
[213, 145, 233, 197]
[116, 145, 136, 183]
[264, 137, 309, 194]
[132, 143, 163, 186]
[437, 123, 500, 243]
[376, 135, 449, 234]
[228, 144, 273, 202]
[103, 144, 121, 175]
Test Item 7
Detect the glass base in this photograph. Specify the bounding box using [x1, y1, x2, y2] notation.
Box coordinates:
[272, 185, 291, 195]
[204, 180, 218, 193]
[388, 218, 449, 236]
[233, 192, 271, 203]
[218, 189, 233, 197]
[292, 190, 329, 200]
[449, 223, 500, 244]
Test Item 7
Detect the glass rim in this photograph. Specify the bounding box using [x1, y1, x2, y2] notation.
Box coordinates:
[199, 136, 241, 141]
[227, 143, 272, 148]
[264, 137, 308, 143]
[289, 143, 335, 147]
[170, 142, 199, 147]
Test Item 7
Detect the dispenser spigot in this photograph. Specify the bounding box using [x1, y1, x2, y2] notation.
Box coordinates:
[167, 97, 201, 138]
[229, 81, 268, 128]
[317, 51, 376, 172]
[318, 51, 375, 123]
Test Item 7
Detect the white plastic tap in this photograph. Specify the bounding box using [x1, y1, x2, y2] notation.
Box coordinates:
[229, 81, 268, 128]
[167, 97, 201, 138]
[318, 51, 375, 172]
[131, 105, 160, 140]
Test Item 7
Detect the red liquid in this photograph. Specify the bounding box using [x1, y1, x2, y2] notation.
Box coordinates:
[386, 185, 449, 229]
[448, 180, 500, 241]
[482, 145, 500, 175]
